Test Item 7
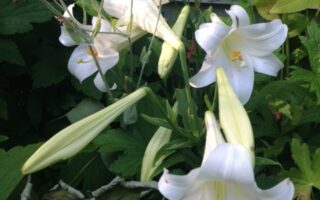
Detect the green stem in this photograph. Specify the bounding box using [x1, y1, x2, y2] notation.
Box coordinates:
[211, 83, 218, 112]
[285, 37, 290, 77]
[88, 45, 114, 101]
[146, 88, 194, 140]
[178, 44, 198, 136]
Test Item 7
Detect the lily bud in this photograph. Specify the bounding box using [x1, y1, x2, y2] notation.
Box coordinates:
[158, 5, 190, 79]
[216, 67, 254, 161]
[203, 111, 225, 164]
[140, 127, 172, 181]
[22, 87, 149, 174]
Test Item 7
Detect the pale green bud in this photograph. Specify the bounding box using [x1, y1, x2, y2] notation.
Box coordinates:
[140, 126, 172, 181]
[22, 87, 149, 174]
[158, 5, 190, 79]
[216, 68, 255, 162]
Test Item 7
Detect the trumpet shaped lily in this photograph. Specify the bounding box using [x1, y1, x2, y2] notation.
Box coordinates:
[103, 0, 182, 50]
[189, 5, 288, 104]
[60, 4, 144, 92]
[158, 111, 294, 200]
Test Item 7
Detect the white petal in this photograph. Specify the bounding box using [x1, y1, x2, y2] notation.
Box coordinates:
[95, 48, 119, 73]
[244, 54, 284, 76]
[63, 4, 75, 18]
[258, 178, 294, 200]
[68, 44, 98, 82]
[114, 0, 181, 50]
[93, 73, 117, 92]
[158, 168, 200, 200]
[224, 63, 254, 104]
[195, 22, 231, 55]
[198, 144, 255, 185]
[153, 0, 169, 6]
[203, 111, 224, 165]
[92, 17, 113, 32]
[59, 27, 77, 47]
[226, 5, 250, 27]
[189, 48, 229, 88]
[230, 20, 288, 56]
[103, 0, 129, 18]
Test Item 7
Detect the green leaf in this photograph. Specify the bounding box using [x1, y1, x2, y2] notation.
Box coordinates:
[93, 129, 147, 177]
[300, 21, 320, 73]
[270, 0, 320, 14]
[286, 139, 320, 198]
[254, 0, 279, 20]
[66, 98, 104, 123]
[290, 67, 320, 104]
[32, 51, 69, 89]
[291, 139, 313, 179]
[0, 143, 42, 200]
[141, 114, 174, 130]
[0, 0, 52, 35]
[286, 13, 307, 38]
[0, 38, 25, 65]
[255, 156, 282, 168]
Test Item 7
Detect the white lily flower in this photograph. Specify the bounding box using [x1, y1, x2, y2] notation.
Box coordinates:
[103, 0, 182, 50]
[189, 5, 288, 104]
[158, 111, 294, 200]
[59, 4, 144, 92]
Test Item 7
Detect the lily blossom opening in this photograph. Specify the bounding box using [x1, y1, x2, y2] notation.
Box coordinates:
[59, 4, 144, 92]
[103, 0, 182, 50]
[189, 5, 288, 104]
[158, 111, 294, 200]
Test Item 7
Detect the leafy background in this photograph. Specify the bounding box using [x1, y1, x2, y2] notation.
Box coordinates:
[1, 0, 320, 199]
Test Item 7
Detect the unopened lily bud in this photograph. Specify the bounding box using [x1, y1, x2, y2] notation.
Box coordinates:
[216, 67, 254, 162]
[158, 5, 190, 79]
[140, 126, 172, 181]
[203, 111, 225, 164]
[22, 87, 149, 174]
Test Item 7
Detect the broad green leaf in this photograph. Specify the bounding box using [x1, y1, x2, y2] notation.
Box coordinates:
[254, 0, 279, 20]
[287, 139, 320, 199]
[67, 98, 104, 123]
[300, 21, 320, 73]
[290, 67, 320, 104]
[0, 38, 25, 65]
[270, 0, 320, 14]
[60, 153, 110, 190]
[286, 13, 307, 38]
[0, 143, 41, 200]
[0, 0, 52, 35]
[32, 51, 69, 89]
[94, 129, 146, 177]
[291, 139, 312, 177]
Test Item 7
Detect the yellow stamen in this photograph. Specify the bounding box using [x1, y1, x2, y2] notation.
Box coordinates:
[86, 48, 98, 57]
[230, 50, 243, 62]
[214, 181, 225, 200]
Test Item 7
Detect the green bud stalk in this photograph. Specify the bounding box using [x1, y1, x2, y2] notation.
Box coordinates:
[22, 87, 149, 174]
